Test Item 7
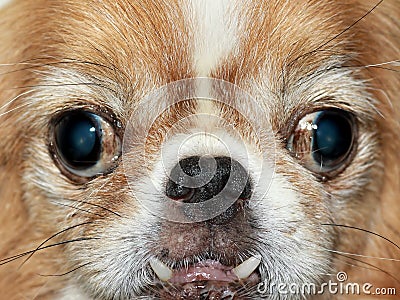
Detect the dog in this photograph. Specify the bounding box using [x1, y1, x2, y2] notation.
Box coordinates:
[0, 0, 399, 299]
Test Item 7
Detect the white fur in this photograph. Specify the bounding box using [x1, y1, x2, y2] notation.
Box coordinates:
[0, 0, 11, 9]
[188, 0, 241, 76]
[252, 58, 376, 121]
[58, 286, 90, 300]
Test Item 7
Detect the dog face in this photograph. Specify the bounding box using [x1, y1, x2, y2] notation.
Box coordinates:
[0, 0, 399, 299]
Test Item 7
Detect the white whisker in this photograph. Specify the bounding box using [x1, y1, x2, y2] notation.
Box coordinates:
[0, 90, 34, 113]
[0, 101, 33, 118]
[324, 249, 400, 262]
[362, 59, 400, 68]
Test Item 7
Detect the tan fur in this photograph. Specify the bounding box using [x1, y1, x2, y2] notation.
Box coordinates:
[0, 0, 399, 299]
[343, 0, 400, 292]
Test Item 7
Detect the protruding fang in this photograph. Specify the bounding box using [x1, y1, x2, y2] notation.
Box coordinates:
[150, 258, 173, 281]
[233, 255, 261, 279]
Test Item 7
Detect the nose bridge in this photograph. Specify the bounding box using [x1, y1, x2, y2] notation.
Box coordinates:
[165, 156, 252, 223]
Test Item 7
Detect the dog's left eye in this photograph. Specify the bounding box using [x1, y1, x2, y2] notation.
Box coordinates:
[287, 109, 357, 177]
[50, 110, 121, 180]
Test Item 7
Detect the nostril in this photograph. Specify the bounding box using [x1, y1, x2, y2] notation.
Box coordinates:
[239, 180, 252, 200]
[165, 183, 194, 202]
[165, 156, 202, 202]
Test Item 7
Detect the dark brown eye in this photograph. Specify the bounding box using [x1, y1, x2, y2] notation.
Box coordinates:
[287, 109, 357, 176]
[50, 110, 121, 180]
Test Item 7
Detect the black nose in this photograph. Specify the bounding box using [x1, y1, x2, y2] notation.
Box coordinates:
[165, 156, 252, 224]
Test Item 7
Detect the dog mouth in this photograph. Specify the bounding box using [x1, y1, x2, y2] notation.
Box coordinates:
[149, 256, 261, 299]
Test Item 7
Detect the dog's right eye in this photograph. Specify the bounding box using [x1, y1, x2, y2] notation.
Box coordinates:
[50, 110, 121, 181]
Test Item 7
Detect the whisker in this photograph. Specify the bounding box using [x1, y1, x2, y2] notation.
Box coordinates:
[0, 237, 97, 266]
[0, 82, 119, 106]
[59, 173, 123, 218]
[52, 201, 104, 217]
[325, 249, 400, 262]
[0, 101, 33, 118]
[37, 262, 91, 277]
[288, 0, 384, 67]
[61, 198, 122, 218]
[321, 223, 400, 251]
[9, 82, 105, 90]
[365, 66, 400, 73]
[333, 254, 377, 272]
[86, 174, 114, 199]
[325, 0, 382, 45]
[332, 252, 400, 284]
[359, 59, 400, 68]
[51, 174, 122, 218]
[17, 222, 94, 269]
[0, 90, 34, 112]
[0, 58, 136, 103]
[0, 58, 122, 78]
[384, 219, 400, 237]
[335, 61, 400, 74]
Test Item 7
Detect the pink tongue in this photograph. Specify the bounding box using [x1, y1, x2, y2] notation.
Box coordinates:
[170, 260, 239, 284]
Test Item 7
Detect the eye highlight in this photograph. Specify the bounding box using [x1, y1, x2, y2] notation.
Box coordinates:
[287, 109, 357, 176]
[50, 110, 121, 181]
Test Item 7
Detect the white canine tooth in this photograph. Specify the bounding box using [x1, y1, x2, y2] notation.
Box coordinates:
[149, 258, 173, 282]
[233, 255, 262, 279]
